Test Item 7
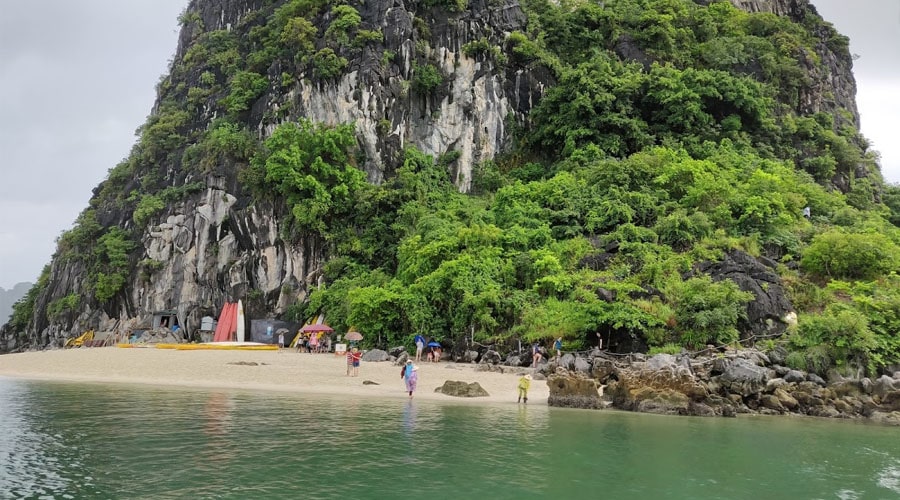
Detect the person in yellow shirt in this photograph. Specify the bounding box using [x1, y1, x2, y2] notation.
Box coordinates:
[517, 374, 532, 404]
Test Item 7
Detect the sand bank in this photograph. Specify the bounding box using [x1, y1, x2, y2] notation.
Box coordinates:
[0, 347, 549, 404]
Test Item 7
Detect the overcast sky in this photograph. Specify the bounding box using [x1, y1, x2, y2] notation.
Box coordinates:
[0, 0, 898, 290]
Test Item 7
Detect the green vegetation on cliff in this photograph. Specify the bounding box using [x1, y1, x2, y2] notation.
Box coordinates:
[10, 0, 898, 375]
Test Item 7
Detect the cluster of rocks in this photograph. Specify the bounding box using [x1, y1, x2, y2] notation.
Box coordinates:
[541, 349, 900, 425]
[368, 344, 900, 425]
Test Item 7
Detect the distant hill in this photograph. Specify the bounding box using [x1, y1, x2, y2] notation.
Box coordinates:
[0, 282, 32, 324]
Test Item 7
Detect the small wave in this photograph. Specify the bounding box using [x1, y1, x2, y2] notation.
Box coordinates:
[877, 462, 900, 494]
[836, 489, 860, 500]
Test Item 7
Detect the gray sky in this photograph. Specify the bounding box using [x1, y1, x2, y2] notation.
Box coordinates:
[0, 0, 898, 290]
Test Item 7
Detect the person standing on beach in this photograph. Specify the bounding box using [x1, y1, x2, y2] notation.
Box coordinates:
[309, 332, 319, 353]
[554, 337, 562, 360]
[350, 347, 362, 377]
[414, 334, 425, 362]
[517, 374, 531, 404]
[347, 347, 354, 376]
[278, 331, 285, 350]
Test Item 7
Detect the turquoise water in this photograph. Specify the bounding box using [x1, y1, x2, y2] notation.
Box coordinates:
[1, 377, 898, 499]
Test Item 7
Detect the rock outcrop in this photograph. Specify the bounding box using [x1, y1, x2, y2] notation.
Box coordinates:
[547, 370, 604, 409]
[544, 350, 900, 425]
[435, 380, 489, 397]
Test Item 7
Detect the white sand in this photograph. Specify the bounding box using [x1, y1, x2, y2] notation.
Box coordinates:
[0, 347, 549, 404]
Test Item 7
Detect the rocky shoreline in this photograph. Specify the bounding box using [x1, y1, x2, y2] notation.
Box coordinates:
[458, 347, 900, 425]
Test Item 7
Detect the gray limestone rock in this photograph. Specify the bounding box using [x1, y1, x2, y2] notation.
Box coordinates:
[361, 349, 389, 362]
[719, 359, 768, 397]
[573, 356, 592, 375]
[559, 353, 576, 371]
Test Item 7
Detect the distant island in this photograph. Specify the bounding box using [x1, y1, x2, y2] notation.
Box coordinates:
[0, 282, 32, 326]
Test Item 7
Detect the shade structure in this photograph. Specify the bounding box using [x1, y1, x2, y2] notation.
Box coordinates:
[345, 331, 363, 341]
[301, 324, 334, 333]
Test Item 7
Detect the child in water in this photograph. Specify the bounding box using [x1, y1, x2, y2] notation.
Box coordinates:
[517, 374, 531, 404]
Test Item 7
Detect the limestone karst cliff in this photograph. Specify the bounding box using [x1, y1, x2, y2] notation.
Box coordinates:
[2, 0, 884, 355]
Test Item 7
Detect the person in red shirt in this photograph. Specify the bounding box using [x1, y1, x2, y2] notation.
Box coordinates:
[350, 347, 362, 377]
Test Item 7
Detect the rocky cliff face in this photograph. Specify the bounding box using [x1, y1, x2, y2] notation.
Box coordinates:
[1, 0, 865, 350]
[730, 0, 859, 127]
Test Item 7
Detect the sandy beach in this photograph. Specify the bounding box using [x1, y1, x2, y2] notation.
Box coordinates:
[0, 347, 549, 404]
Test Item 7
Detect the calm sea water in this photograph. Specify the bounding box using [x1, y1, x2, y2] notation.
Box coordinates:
[0, 377, 898, 500]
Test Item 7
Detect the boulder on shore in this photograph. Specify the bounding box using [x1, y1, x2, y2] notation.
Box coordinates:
[435, 380, 489, 397]
[361, 349, 389, 362]
[547, 372, 603, 409]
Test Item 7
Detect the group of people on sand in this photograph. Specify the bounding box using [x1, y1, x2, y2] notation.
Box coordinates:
[413, 334, 442, 363]
[291, 332, 332, 353]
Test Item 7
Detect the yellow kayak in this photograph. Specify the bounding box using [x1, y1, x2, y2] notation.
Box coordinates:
[159, 343, 279, 351]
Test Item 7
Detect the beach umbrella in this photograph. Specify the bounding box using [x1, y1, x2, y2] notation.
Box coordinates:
[427, 341, 442, 347]
[275, 328, 290, 335]
[301, 324, 334, 333]
[345, 331, 363, 341]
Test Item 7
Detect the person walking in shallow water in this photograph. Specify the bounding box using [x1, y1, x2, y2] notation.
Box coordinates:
[401, 360, 418, 397]
[518, 374, 531, 404]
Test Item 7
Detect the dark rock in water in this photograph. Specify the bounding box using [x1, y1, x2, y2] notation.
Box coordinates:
[361, 349, 389, 362]
[719, 358, 768, 396]
[362, 380, 379, 385]
[760, 394, 785, 412]
[634, 389, 690, 415]
[388, 346, 406, 357]
[784, 369, 806, 383]
[688, 402, 717, 417]
[868, 411, 900, 426]
[435, 380, 489, 397]
[395, 351, 409, 365]
[547, 372, 603, 409]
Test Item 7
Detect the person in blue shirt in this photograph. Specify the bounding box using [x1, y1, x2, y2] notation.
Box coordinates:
[554, 337, 562, 360]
